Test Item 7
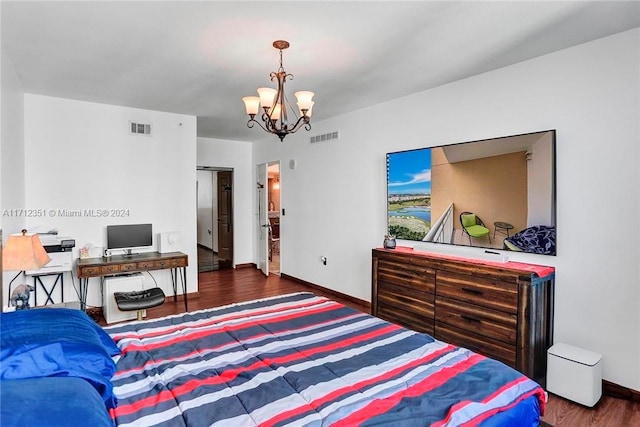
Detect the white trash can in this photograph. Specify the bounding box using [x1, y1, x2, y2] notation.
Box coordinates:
[547, 343, 602, 407]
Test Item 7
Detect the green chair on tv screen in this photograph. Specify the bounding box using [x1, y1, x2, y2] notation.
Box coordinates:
[460, 212, 491, 246]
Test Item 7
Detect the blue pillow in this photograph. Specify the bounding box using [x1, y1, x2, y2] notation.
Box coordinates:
[0, 308, 120, 409]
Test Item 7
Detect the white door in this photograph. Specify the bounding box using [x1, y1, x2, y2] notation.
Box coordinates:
[257, 163, 269, 276]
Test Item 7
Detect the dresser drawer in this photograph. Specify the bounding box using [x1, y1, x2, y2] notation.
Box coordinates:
[378, 282, 434, 320]
[436, 322, 516, 368]
[138, 261, 156, 269]
[436, 271, 517, 314]
[436, 296, 516, 343]
[100, 265, 120, 274]
[377, 259, 435, 293]
[78, 266, 101, 276]
[169, 258, 187, 267]
[155, 259, 185, 268]
[378, 302, 434, 335]
[119, 263, 138, 272]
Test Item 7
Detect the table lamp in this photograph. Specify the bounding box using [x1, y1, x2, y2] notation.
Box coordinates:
[3, 229, 51, 309]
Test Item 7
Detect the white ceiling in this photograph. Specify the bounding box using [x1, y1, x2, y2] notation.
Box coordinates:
[2, 1, 639, 142]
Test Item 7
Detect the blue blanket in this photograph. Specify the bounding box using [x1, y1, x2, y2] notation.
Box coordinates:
[0, 308, 120, 409]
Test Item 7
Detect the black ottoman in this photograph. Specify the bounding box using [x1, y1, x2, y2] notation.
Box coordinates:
[114, 287, 165, 321]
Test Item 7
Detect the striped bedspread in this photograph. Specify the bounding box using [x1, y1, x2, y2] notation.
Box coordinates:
[105, 293, 545, 426]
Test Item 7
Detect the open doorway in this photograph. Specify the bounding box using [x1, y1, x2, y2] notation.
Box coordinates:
[197, 167, 234, 272]
[268, 163, 280, 275]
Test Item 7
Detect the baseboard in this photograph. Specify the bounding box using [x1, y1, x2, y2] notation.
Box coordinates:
[235, 262, 255, 269]
[603, 380, 640, 402]
[280, 273, 371, 310]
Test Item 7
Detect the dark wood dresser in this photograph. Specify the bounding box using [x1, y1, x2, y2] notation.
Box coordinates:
[372, 247, 555, 386]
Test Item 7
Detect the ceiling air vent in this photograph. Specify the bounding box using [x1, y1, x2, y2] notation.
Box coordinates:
[310, 131, 339, 144]
[129, 121, 152, 136]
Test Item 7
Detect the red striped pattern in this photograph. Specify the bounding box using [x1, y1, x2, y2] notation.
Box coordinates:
[118, 300, 347, 355]
[110, 297, 331, 342]
[114, 311, 365, 378]
[465, 387, 546, 426]
[260, 343, 457, 427]
[331, 353, 486, 427]
[431, 375, 531, 427]
[113, 322, 401, 417]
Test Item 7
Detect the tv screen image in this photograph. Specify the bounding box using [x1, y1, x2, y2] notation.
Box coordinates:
[106, 224, 153, 253]
[386, 130, 556, 255]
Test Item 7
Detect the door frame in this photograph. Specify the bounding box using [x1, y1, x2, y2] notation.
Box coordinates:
[267, 162, 281, 275]
[257, 163, 269, 276]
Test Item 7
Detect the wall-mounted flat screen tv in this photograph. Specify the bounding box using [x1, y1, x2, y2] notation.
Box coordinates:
[386, 130, 556, 255]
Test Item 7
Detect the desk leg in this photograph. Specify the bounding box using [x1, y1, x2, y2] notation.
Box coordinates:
[170, 267, 188, 312]
[181, 266, 187, 312]
[79, 278, 89, 312]
[170, 269, 178, 303]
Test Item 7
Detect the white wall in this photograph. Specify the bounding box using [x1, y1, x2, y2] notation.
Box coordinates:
[1, 43, 26, 235]
[197, 137, 253, 266]
[23, 95, 198, 308]
[1, 42, 27, 303]
[253, 29, 640, 390]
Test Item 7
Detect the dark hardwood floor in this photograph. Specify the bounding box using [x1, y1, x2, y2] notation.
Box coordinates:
[145, 267, 368, 318]
[197, 245, 220, 272]
[136, 268, 640, 427]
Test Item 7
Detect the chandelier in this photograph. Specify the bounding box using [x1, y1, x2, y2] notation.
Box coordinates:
[242, 40, 315, 141]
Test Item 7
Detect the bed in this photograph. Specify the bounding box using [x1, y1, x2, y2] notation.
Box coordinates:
[1, 293, 546, 426]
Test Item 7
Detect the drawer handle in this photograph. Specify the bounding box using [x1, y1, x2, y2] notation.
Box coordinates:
[460, 314, 481, 324]
[461, 287, 483, 295]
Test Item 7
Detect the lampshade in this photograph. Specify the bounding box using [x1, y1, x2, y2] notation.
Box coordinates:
[257, 87, 277, 109]
[2, 230, 51, 271]
[294, 91, 314, 114]
[242, 96, 260, 116]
